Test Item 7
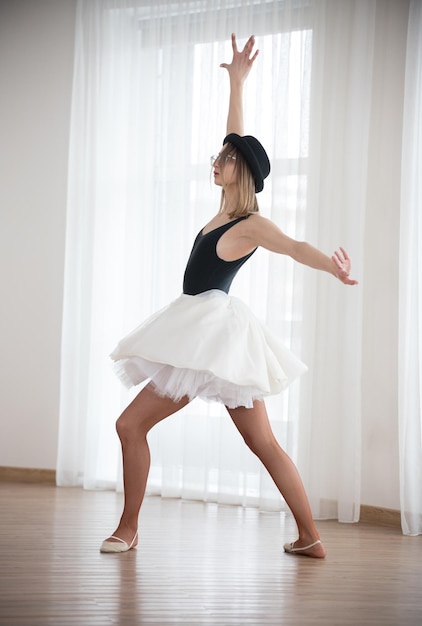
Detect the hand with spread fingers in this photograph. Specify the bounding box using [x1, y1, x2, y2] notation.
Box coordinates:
[332, 247, 358, 285]
[220, 34, 259, 137]
[220, 33, 259, 84]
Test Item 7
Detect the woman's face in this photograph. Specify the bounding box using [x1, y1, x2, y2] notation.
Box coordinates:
[212, 151, 238, 188]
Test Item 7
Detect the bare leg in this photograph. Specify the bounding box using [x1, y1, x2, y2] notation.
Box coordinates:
[226, 400, 326, 558]
[103, 384, 190, 547]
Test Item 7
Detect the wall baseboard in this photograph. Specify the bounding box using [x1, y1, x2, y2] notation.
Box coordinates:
[359, 504, 401, 528]
[0, 466, 56, 485]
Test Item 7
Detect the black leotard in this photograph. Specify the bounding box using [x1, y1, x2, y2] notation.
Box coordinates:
[183, 216, 257, 295]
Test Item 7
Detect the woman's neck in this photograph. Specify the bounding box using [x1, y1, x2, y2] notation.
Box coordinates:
[220, 186, 239, 215]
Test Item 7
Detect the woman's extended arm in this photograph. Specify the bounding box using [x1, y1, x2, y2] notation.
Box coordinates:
[220, 33, 259, 135]
[292, 242, 358, 285]
[246, 215, 358, 285]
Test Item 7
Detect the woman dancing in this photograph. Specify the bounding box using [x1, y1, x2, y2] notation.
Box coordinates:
[101, 33, 357, 559]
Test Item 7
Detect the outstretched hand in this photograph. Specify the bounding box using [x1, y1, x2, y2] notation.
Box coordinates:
[332, 247, 358, 285]
[220, 33, 259, 83]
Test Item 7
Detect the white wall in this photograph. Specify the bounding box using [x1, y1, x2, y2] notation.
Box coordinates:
[0, 0, 77, 469]
[0, 0, 408, 512]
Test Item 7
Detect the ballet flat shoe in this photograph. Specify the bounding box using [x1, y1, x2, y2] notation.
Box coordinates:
[283, 539, 322, 555]
[100, 531, 138, 553]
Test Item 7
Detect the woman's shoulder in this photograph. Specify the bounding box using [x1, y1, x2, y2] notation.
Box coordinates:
[245, 213, 279, 234]
[242, 213, 291, 251]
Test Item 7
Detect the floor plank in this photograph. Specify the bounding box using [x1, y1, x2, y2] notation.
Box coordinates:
[0, 482, 421, 625]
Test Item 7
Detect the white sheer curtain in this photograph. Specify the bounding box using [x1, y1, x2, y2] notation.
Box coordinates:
[57, 0, 376, 519]
[399, 0, 422, 537]
[296, 0, 376, 522]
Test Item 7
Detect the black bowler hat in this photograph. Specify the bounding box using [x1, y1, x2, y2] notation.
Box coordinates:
[223, 133, 271, 193]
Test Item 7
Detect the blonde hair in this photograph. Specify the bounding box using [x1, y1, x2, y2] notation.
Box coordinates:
[217, 144, 259, 218]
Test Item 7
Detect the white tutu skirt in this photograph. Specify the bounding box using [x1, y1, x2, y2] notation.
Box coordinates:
[110, 290, 307, 409]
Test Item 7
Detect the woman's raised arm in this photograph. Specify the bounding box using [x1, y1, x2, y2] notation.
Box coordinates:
[220, 33, 259, 136]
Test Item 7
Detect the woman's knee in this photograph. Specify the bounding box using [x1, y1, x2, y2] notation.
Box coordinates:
[115, 385, 189, 443]
[241, 429, 278, 458]
[115, 407, 146, 441]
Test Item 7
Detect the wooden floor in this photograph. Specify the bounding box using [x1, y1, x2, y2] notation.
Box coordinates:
[0, 483, 421, 625]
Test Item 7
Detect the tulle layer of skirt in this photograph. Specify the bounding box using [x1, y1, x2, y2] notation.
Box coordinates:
[110, 290, 307, 409]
